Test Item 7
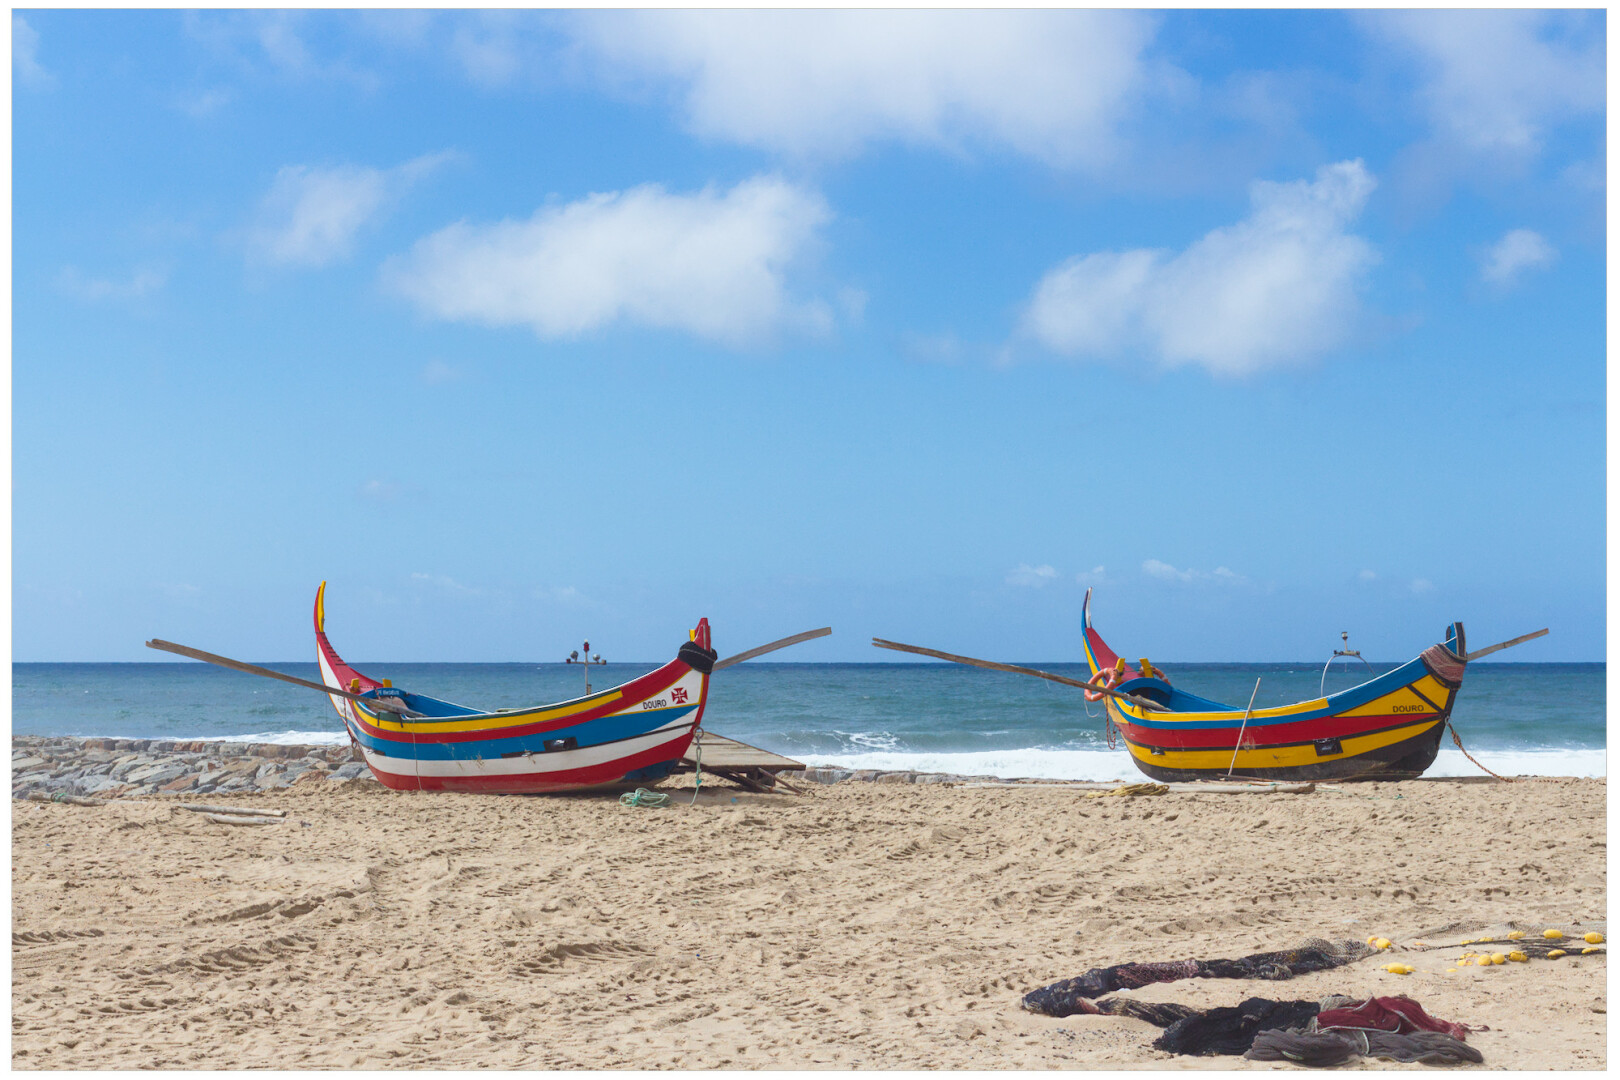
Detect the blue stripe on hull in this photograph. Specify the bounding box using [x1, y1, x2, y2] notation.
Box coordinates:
[351, 703, 698, 761]
[1119, 654, 1434, 730]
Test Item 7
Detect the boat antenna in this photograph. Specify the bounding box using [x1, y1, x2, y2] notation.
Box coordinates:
[564, 639, 606, 695]
[1320, 630, 1375, 696]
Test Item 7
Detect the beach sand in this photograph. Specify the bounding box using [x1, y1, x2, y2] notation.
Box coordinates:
[11, 774, 1606, 1069]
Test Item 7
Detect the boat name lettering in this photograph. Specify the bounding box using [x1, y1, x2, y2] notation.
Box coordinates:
[641, 698, 668, 710]
[1391, 704, 1428, 714]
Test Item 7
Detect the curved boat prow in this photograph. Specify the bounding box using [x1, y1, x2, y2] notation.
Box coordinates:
[315, 583, 716, 794]
[1085, 590, 1471, 783]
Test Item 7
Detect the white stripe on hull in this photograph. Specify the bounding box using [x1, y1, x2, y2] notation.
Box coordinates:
[347, 721, 693, 780]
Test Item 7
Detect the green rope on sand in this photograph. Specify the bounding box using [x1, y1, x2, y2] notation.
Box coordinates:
[619, 788, 669, 808]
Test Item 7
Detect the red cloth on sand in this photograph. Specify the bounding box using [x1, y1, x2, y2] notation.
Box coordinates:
[1316, 996, 1470, 1041]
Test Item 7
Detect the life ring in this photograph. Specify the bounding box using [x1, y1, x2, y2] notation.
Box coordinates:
[1084, 669, 1115, 702]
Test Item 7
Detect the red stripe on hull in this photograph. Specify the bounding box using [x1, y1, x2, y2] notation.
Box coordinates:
[350, 660, 691, 744]
[365, 731, 698, 794]
[316, 630, 379, 693]
[1113, 710, 1444, 751]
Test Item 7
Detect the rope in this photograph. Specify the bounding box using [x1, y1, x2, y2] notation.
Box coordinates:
[689, 727, 704, 806]
[619, 788, 670, 808]
[1448, 720, 1515, 783]
[1225, 677, 1261, 779]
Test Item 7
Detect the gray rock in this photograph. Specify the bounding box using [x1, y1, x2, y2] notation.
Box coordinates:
[799, 767, 852, 784]
[124, 762, 189, 787]
[330, 762, 368, 780]
[111, 758, 154, 781]
[254, 762, 283, 781]
[257, 771, 293, 790]
[11, 756, 46, 772]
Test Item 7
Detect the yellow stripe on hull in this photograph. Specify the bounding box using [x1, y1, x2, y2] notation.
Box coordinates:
[1124, 717, 1443, 772]
[1110, 696, 1330, 726]
[1336, 675, 1452, 718]
[362, 689, 625, 735]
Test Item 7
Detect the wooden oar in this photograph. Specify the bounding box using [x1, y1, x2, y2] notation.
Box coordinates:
[713, 627, 832, 671]
[1464, 627, 1549, 662]
[144, 638, 417, 716]
[870, 638, 1171, 712]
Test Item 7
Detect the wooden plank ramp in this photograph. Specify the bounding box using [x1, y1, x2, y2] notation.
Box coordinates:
[676, 732, 806, 794]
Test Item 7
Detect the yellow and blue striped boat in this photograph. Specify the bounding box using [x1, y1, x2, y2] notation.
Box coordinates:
[314, 583, 713, 793]
[1081, 591, 1466, 782]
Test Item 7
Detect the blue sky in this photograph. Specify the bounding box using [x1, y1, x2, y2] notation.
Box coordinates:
[12, 9, 1606, 664]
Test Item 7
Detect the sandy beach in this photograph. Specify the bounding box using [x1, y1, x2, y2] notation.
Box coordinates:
[11, 772, 1605, 1069]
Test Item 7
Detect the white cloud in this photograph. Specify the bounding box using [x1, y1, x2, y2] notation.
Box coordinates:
[245, 152, 454, 268]
[570, 10, 1162, 167]
[1142, 559, 1193, 582]
[1358, 569, 1378, 582]
[1366, 11, 1603, 156]
[1480, 229, 1557, 286]
[448, 13, 530, 88]
[1143, 559, 1246, 585]
[383, 175, 835, 347]
[410, 572, 481, 595]
[183, 11, 379, 90]
[56, 265, 167, 303]
[1411, 578, 1436, 595]
[1005, 563, 1059, 588]
[1021, 160, 1378, 376]
[14, 15, 54, 90]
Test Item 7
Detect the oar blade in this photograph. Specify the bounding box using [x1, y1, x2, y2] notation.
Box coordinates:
[1463, 627, 1549, 663]
[713, 627, 832, 671]
[871, 637, 1169, 711]
[145, 638, 413, 715]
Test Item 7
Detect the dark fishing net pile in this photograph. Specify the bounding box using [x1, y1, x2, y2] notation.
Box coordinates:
[1247, 1028, 1483, 1067]
[1150, 997, 1323, 1056]
[1054, 993, 1483, 1062]
[1020, 938, 1375, 1018]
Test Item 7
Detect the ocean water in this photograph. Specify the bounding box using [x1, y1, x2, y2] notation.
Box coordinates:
[12, 660, 1605, 780]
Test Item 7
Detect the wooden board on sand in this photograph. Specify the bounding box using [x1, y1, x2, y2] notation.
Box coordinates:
[679, 732, 804, 773]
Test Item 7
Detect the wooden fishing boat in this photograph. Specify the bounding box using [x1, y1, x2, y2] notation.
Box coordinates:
[314, 582, 714, 793]
[1079, 591, 1467, 782]
[871, 591, 1544, 784]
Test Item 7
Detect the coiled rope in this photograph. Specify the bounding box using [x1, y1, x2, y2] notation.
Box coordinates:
[619, 788, 669, 808]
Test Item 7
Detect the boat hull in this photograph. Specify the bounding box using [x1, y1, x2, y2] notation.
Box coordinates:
[1120, 715, 1447, 783]
[1083, 593, 1466, 784]
[313, 583, 713, 794]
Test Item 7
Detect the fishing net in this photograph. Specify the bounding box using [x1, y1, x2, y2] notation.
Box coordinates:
[1405, 919, 1606, 960]
[1314, 994, 1471, 1040]
[1247, 1028, 1483, 1067]
[1021, 938, 1375, 1018]
[1151, 997, 1323, 1056]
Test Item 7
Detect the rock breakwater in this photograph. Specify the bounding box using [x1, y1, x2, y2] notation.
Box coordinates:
[11, 736, 367, 800]
[11, 736, 1096, 798]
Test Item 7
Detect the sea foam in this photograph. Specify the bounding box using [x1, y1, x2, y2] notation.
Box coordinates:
[804, 746, 1606, 781]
